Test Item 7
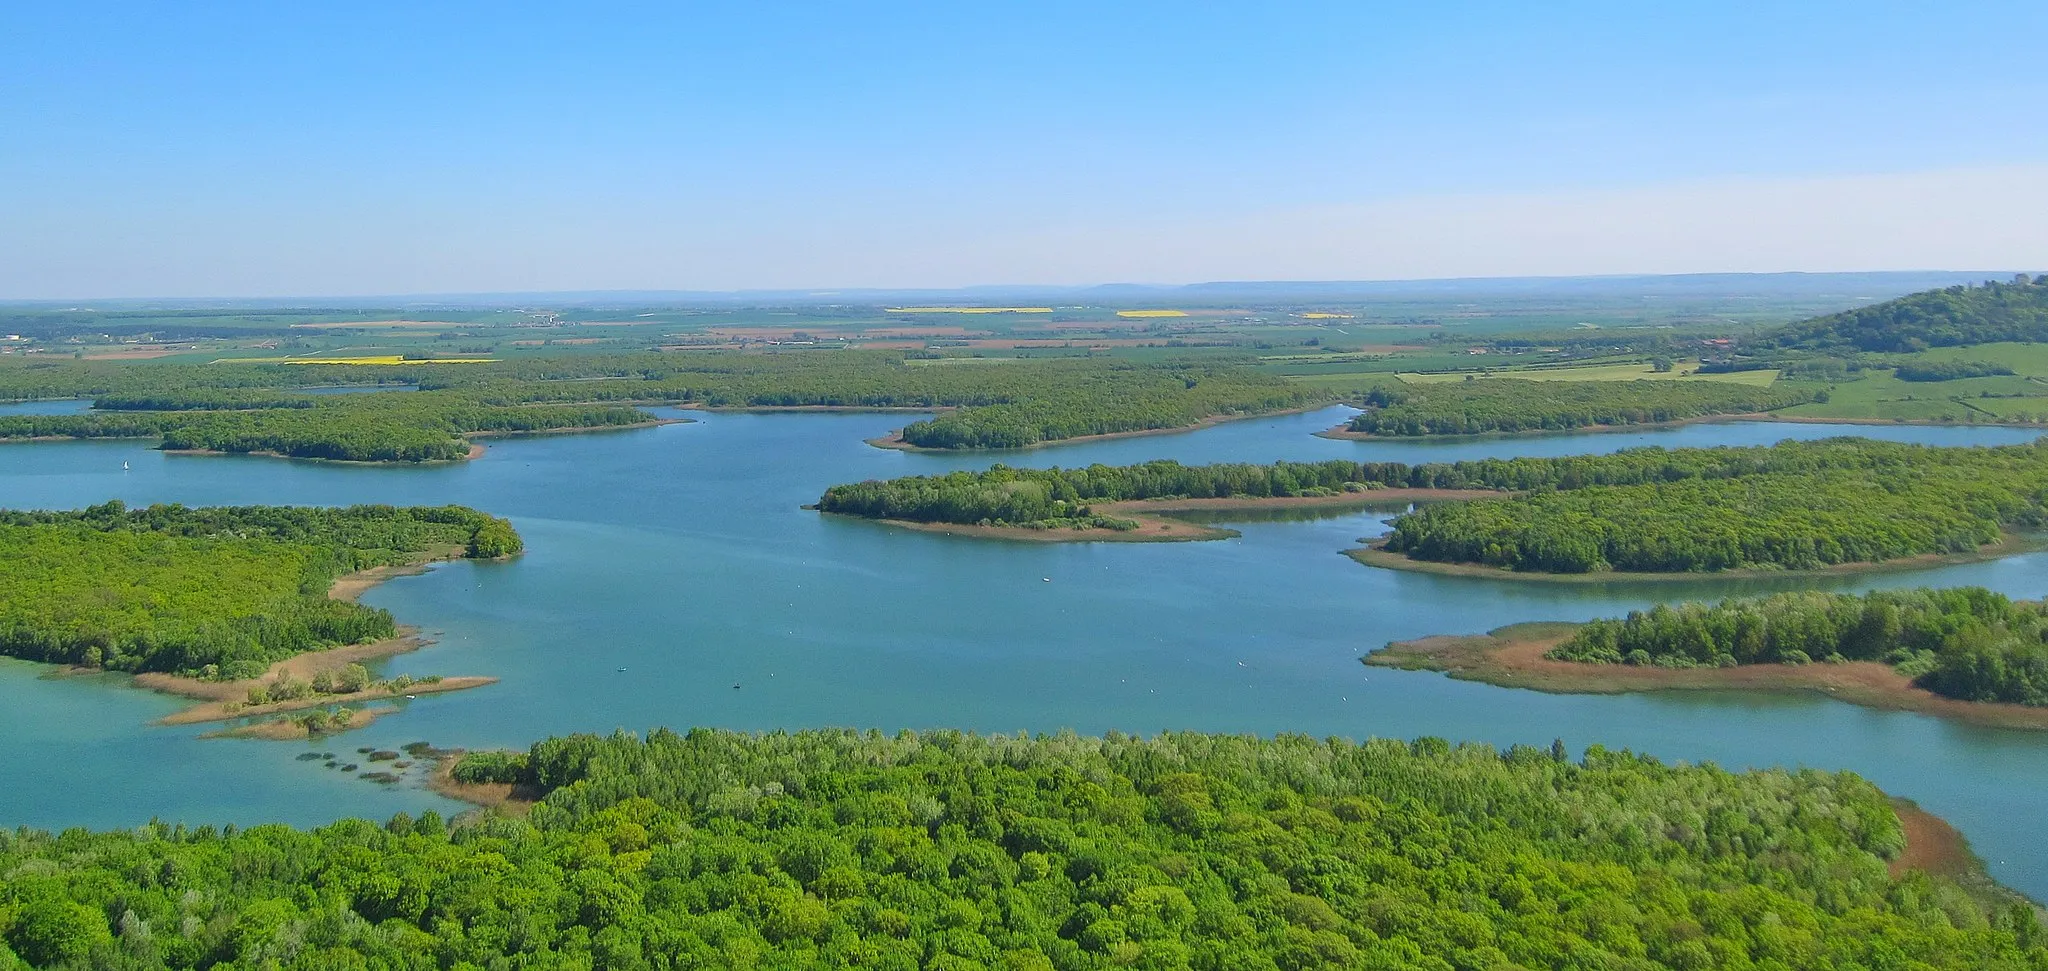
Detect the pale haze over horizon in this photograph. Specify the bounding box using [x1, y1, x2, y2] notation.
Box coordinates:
[4, 2, 2045, 300]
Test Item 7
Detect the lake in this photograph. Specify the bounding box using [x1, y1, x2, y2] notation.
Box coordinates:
[4, 406, 2048, 898]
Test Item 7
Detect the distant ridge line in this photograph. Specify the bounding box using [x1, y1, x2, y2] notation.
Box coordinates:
[0, 270, 2024, 311]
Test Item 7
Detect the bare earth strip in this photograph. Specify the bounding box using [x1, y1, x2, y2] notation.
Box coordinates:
[831, 489, 1501, 544]
[426, 754, 544, 816]
[156, 675, 497, 727]
[1890, 800, 1977, 881]
[202, 707, 393, 740]
[1366, 622, 2048, 732]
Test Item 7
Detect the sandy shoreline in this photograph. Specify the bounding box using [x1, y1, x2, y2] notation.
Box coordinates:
[91, 549, 502, 735]
[866, 404, 1331, 452]
[425, 751, 543, 816]
[159, 674, 497, 727]
[1346, 532, 2044, 584]
[1367, 621, 2048, 732]
[202, 706, 392, 740]
[829, 489, 1500, 544]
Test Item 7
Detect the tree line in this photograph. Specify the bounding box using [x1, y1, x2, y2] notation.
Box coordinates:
[1891, 360, 2017, 382]
[1345, 379, 1817, 437]
[1548, 586, 2048, 706]
[0, 501, 519, 679]
[4, 727, 2041, 968]
[0, 391, 652, 463]
[0, 352, 1327, 456]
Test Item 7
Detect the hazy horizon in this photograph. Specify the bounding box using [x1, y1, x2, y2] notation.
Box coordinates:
[3, 269, 2028, 310]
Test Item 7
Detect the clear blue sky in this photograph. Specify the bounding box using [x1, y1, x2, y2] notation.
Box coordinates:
[3, 1, 2044, 297]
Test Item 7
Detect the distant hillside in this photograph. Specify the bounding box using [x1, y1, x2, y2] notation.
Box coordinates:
[1758, 275, 2048, 353]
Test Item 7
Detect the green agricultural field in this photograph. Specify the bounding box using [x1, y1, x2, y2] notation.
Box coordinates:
[1774, 369, 2048, 424]
[1265, 350, 1560, 383]
[1912, 342, 2048, 375]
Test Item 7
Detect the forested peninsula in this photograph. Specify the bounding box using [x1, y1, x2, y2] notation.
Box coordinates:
[3, 727, 2041, 969]
[1371, 437, 2048, 576]
[818, 439, 2048, 575]
[1553, 587, 2048, 704]
[1371, 586, 2048, 730]
[1335, 380, 1816, 438]
[0, 501, 518, 680]
[814, 459, 1520, 538]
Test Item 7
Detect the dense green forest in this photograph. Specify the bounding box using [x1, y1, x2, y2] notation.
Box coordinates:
[0, 353, 1324, 456]
[1547, 586, 2048, 706]
[0, 502, 518, 678]
[1891, 361, 2017, 382]
[1344, 380, 1816, 436]
[4, 728, 2042, 970]
[1753, 277, 2048, 353]
[1379, 437, 2048, 573]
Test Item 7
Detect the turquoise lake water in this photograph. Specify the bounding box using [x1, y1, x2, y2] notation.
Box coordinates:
[4, 406, 2048, 897]
[0, 398, 92, 415]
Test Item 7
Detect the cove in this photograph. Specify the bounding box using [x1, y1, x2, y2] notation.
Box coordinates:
[4, 406, 2048, 899]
